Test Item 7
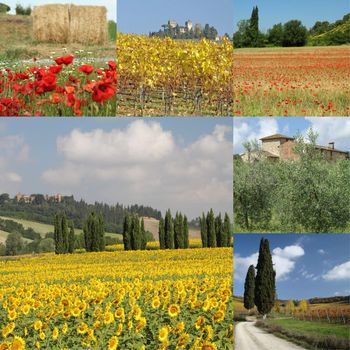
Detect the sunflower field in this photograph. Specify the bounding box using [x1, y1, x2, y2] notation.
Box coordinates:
[0, 248, 233, 349]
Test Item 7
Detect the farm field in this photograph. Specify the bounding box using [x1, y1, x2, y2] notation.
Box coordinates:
[0, 14, 116, 116]
[0, 248, 233, 349]
[0, 216, 121, 240]
[117, 33, 234, 116]
[233, 46, 350, 116]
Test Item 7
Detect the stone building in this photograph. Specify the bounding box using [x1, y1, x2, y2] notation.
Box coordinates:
[241, 134, 349, 162]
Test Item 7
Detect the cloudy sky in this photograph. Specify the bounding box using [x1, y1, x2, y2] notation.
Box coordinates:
[7, 0, 116, 20]
[234, 234, 350, 300]
[0, 118, 232, 219]
[234, 117, 350, 155]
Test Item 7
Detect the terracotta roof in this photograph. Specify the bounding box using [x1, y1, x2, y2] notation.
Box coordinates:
[260, 134, 295, 141]
[315, 145, 348, 154]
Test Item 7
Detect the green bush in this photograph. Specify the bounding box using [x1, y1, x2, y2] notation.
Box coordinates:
[0, 3, 10, 13]
[15, 3, 31, 15]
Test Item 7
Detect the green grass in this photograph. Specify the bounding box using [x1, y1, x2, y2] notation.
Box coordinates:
[0, 216, 122, 240]
[267, 318, 349, 340]
[0, 229, 33, 243]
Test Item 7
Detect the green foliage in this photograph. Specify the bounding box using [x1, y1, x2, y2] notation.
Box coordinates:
[206, 209, 216, 248]
[223, 213, 232, 247]
[54, 213, 75, 254]
[244, 265, 256, 311]
[174, 212, 184, 249]
[83, 212, 105, 252]
[234, 132, 350, 233]
[282, 20, 307, 47]
[0, 217, 41, 240]
[38, 238, 55, 253]
[123, 213, 147, 251]
[5, 232, 23, 256]
[0, 242, 5, 256]
[0, 194, 161, 234]
[183, 215, 189, 249]
[68, 224, 75, 254]
[0, 3, 10, 13]
[200, 213, 208, 248]
[108, 20, 116, 41]
[255, 238, 276, 316]
[267, 23, 284, 46]
[164, 209, 174, 249]
[122, 214, 132, 251]
[158, 217, 165, 249]
[215, 213, 223, 247]
[15, 3, 31, 15]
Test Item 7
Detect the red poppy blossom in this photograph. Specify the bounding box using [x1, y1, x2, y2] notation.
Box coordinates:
[55, 55, 74, 65]
[92, 82, 115, 104]
[78, 64, 94, 75]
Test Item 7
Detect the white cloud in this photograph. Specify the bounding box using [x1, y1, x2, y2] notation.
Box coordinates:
[42, 121, 232, 218]
[318, 249, 326, 255]
[235, 245, 304, 282]
[305, 117, 350, 151]
[323, 261, 350, 281]
[0, 135, 29, 189]
[233, 118, 279, 154]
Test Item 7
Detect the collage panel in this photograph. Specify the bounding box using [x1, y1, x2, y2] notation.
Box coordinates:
[0, 0, 116, 116]
[116, 0, 234, 117]
[233, 117, 350, 233]
[234, 233, 350, 350]
[0, 118, 234, 349]
[232, 0, 350, 116]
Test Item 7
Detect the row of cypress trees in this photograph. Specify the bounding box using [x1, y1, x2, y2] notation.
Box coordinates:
[244, 238, 276, 318]
[158, 210, 189, 250]
[53, 213, 75, 254]
[122, 213, 147, 251]
[200, 210, 232, 248]
[83, 212, 105, 252]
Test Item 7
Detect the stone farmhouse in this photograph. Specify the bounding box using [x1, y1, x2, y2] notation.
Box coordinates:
[15, 193, 62, 203]
[241, 134, 349, 162]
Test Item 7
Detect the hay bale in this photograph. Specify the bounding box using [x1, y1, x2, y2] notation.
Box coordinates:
[69, 5, 107, 45]
[32, 4, 69, 43]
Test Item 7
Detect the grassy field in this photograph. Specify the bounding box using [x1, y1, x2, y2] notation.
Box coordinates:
[0, 216, 122, 240]
[233, 46, 350, 116]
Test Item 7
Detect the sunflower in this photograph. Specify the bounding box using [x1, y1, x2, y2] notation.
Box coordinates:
[77, 322, 88, 335]
[195, 316, 205, 330]
[201, 341, 218, 350]
[7, 311, 17, 322]
[52, 327, 59, 340]
[168, 304, 180, 317]
[174, 322, 185, 334]
[33, 320, 42, 331]
[62, 323, 68, 334]
[10, 337, 25, 350]
[107, 336, 118, 350]
[158, 326, 168, 343]
[212, 310, 225, 322]
[177, 333, 190, 348]
[71, 307, 80, 317]
[39, 331, 45, 340]
[104, 312, 114, 325]
[114, 308, 125, 319]
[0, 342, 10, 350]
[151, 297, 161, 309]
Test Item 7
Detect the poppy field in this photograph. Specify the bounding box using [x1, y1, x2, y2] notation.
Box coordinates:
[0, 248, 233, 349]
[233, 46, 350, 116]
[0, 54, 116, 116]
[117, 34, 234, 116]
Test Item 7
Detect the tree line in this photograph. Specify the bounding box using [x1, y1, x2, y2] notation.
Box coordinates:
[122, 213, 147, 251]
[0, 194, 161, 233]
[233, 6, 350, 48]
[234, 131, 350, 233]
[200, 210, 232, 248]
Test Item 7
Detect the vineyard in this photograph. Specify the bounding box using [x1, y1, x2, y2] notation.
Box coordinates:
[117, 33, 234, 116]
[0, 53, 116, 116]
[0, 248, 233, 349]
[233, 46, 350, 116]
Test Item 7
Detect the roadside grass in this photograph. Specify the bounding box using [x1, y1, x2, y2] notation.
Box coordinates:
[256, 318, 350, 350]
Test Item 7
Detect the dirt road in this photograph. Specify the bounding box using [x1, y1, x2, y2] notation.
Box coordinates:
[235, 322, 307, 350]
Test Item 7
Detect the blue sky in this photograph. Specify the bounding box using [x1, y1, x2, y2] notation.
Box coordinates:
[7, 0, 116, 20]
[233, 0, 350, 32]
[234, 234, 350, 300]
[118, 0, 234, 35]
[0, 118, 232, 219]
[233, 117, 350, 154]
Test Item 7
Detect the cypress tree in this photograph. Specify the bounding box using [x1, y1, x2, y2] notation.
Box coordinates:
[249, 6, 260, 47]
[123, 214, 131, 250]
[244, 265, 256, 312]
[61, 214, 69, 253]
[68, 222, 75, 253]
[158, 217, 165, 249]
[183, 215, 189, 248]
[98, 214, 105, 251]
[200, 213, 208, 248]
[174, 212, 184, 249]
[215, 213, 223, 247]
[207, 209, 216, 248]
[83, 213, 101, 252]
[255, 238, 276, 318]
[140, 217, 147, 250]
[133, 214, 141, 250]
[164, 209, 174, 249]
[223, 212, 231, 247]
[54, 214, 63, 254]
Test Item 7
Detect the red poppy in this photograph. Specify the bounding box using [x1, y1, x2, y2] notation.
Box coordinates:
[55, 55, 74, 65]
[78, 64, 94, 75]
[49, 65, 63, 74]
[92, 82, 115, 104]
